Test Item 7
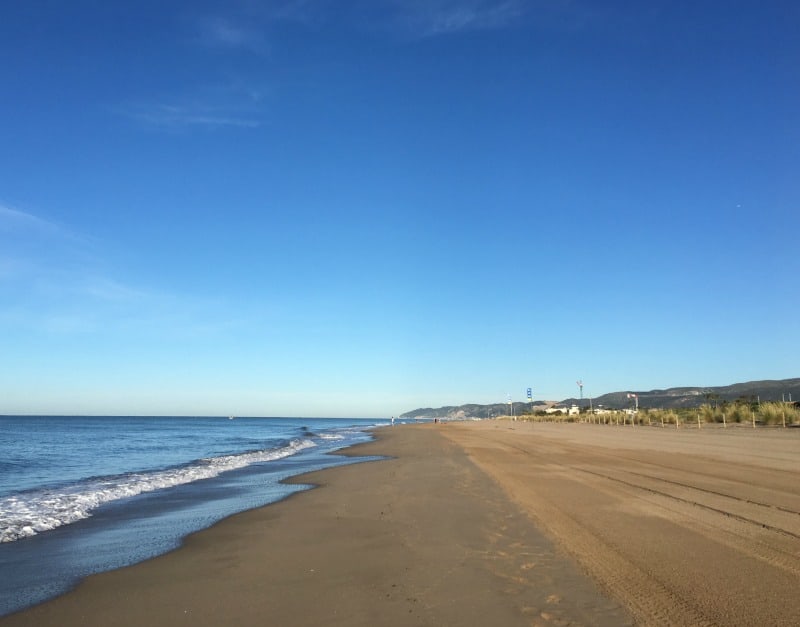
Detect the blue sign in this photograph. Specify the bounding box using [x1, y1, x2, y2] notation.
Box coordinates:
[526, 387, 532, 399]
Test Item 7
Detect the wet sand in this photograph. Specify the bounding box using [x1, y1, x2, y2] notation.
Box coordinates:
[4, 421, 799, 626]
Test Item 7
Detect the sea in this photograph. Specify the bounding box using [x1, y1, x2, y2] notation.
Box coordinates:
[0, 415, 400, 617]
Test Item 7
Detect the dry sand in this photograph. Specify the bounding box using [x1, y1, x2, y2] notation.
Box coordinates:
[441, 421, 800, 626]
[3, 421, 799, 626]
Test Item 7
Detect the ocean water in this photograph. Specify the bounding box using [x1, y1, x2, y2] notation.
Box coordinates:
[0, 415, 394, 616]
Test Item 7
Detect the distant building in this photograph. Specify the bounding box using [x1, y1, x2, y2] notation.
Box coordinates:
[544, 404, 581, 416]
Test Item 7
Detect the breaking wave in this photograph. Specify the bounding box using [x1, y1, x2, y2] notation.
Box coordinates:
[0, 438, 316, 543]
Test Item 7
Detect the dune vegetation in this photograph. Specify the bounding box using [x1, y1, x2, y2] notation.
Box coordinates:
[509, 402, 799, 427]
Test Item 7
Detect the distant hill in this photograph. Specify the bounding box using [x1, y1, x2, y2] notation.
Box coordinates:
[570, 378, 800, 410]
[400, 402, 546, 420]
[400, 378, 800, 418]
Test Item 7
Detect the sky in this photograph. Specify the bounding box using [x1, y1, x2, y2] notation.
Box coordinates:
[1, 1, 797, 417]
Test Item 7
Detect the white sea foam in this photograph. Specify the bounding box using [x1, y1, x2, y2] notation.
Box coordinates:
[0, 438, 315, 543]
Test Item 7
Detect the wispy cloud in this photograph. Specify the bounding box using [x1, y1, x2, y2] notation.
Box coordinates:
[267, 0, 328, 24]
[190, 1, 530, 43]
[81, 278, 149, 303]
[1, 204, 135, 303]
[359, 0, 528, 38]
[0, 204, 90, 285]
[0, 204, 76, 239]
[193, 15, 268, 54]
[124, 101, 261, 130]
[121, 1, 541, 133]
[119, 69, 268, 131]
[1, 205, 256, 346]
[397, 0, 527, 36]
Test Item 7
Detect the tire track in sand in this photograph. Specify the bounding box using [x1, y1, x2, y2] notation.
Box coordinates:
[442, 422, 800, 626]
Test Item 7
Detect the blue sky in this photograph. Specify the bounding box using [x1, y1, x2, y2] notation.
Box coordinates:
[1, 1, 797, 417]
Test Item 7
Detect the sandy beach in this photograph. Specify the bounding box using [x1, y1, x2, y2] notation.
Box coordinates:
[442, 421, 800, 626]
[3, 421, 799, 626]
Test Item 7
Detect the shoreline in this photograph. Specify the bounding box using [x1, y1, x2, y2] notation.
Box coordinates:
[0, 424, 631, 626]
[8, 420, 796, 625]
[0, 418, 381, 618]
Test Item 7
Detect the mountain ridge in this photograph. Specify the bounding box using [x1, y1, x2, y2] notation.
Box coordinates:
[400, 378, 800, 419]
